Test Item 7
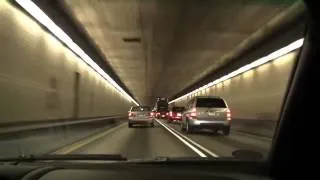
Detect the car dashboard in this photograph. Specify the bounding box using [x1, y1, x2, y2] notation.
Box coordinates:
[0, 160, 272, 180]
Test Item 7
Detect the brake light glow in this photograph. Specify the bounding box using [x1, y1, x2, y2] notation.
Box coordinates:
[150, 112, 154, 116]
[227, 109, 231, 121]
[190, 108, 197, 118]
[177, 113, 182, 117]
[169, 111, 173, 117]
[166, 112, 169, 116]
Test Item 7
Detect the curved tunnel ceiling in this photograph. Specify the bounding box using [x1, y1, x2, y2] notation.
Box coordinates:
[61, 0, 300, 105]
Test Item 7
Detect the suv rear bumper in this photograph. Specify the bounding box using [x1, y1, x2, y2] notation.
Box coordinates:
[157, 114, 167, 119]
[189, 119, 230, 127]
[168, 116, 182, 121]
[129, 119, 154, 124]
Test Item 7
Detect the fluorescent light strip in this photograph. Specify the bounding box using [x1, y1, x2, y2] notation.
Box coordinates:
[169, 38, 304, 104]
[15, 0, 139, 106]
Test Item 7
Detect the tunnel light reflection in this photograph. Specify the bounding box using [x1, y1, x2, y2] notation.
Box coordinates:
[15, 0, 139, 106]
[169, 38, 304, 104]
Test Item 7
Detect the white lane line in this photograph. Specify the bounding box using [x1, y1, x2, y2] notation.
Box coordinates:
[156, 119, 219, 157]
[166, 122, 219, 157]
[155, 119, 207, 157]
[53, 122, 127, 154]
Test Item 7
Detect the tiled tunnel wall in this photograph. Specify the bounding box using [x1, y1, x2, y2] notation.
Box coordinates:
[0, 1, 133, 123]
[174, 50, 298, 122]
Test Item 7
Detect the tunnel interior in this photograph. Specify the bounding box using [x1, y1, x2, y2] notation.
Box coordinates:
[0, 0, 306, 159]
[59, 0, 303, 106]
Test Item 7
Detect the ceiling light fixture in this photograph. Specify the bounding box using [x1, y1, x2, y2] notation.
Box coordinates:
[169, 38, 304, 104]
[15, 0, 139, 106]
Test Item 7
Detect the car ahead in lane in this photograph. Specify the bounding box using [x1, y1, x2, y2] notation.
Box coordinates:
[153, 98, 169, 119]
[156, 108, 169, 119]
[181, 96, 231, 135]
[128, 106, 154, 128]
[167, 106, 185, 123]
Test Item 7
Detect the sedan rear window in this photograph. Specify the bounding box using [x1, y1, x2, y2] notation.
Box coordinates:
[196, 98, 226, 108]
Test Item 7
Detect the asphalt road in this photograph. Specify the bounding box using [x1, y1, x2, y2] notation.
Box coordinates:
[166, 121, 271, 157]
[55, 119, 272, 159]
[63, 122, 198, 159]
[0, 121, 121, 158]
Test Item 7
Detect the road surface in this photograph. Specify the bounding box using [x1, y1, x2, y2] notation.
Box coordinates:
[54, 119, 272, 159]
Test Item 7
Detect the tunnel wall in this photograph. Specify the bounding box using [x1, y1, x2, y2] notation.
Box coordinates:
[174, 50, 297, 136]
[0, 1, 132, 123]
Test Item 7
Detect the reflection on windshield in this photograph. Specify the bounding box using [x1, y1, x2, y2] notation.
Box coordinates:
[0, 0, 304, 160]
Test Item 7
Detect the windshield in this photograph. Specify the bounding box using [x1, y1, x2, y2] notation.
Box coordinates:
[0, 0, 304, 161]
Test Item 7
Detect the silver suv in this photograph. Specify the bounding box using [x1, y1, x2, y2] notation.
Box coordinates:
[128, 106, 154, 128]
[180, 96, 231, 135]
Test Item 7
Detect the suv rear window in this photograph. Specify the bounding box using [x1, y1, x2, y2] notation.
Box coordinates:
[132, 106, 151, 111]
[157, 100, 168, 107]
[172, 107, 185, 112]
[196, 98, 226, 108]
[157, 107, 168, 112]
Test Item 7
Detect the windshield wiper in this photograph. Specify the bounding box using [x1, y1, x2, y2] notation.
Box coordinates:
[0, 154, 127, 162]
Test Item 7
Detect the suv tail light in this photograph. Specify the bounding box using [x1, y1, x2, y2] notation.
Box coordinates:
[227, 109, 231, 120]
[129, 112, 136, 117]
[190, 108, 197, 118]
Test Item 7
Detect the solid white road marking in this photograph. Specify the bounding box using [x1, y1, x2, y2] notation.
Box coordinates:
[156, 119, 219, 157]
[168, 123, 219, 157]
[155, 119, 207, 157]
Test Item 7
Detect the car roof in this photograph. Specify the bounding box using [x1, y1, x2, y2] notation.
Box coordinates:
[190, 96, 229, 108]
[130, 106, 151, 110]
[192, 96, 226, 101]
[194, 96, 223, 99]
